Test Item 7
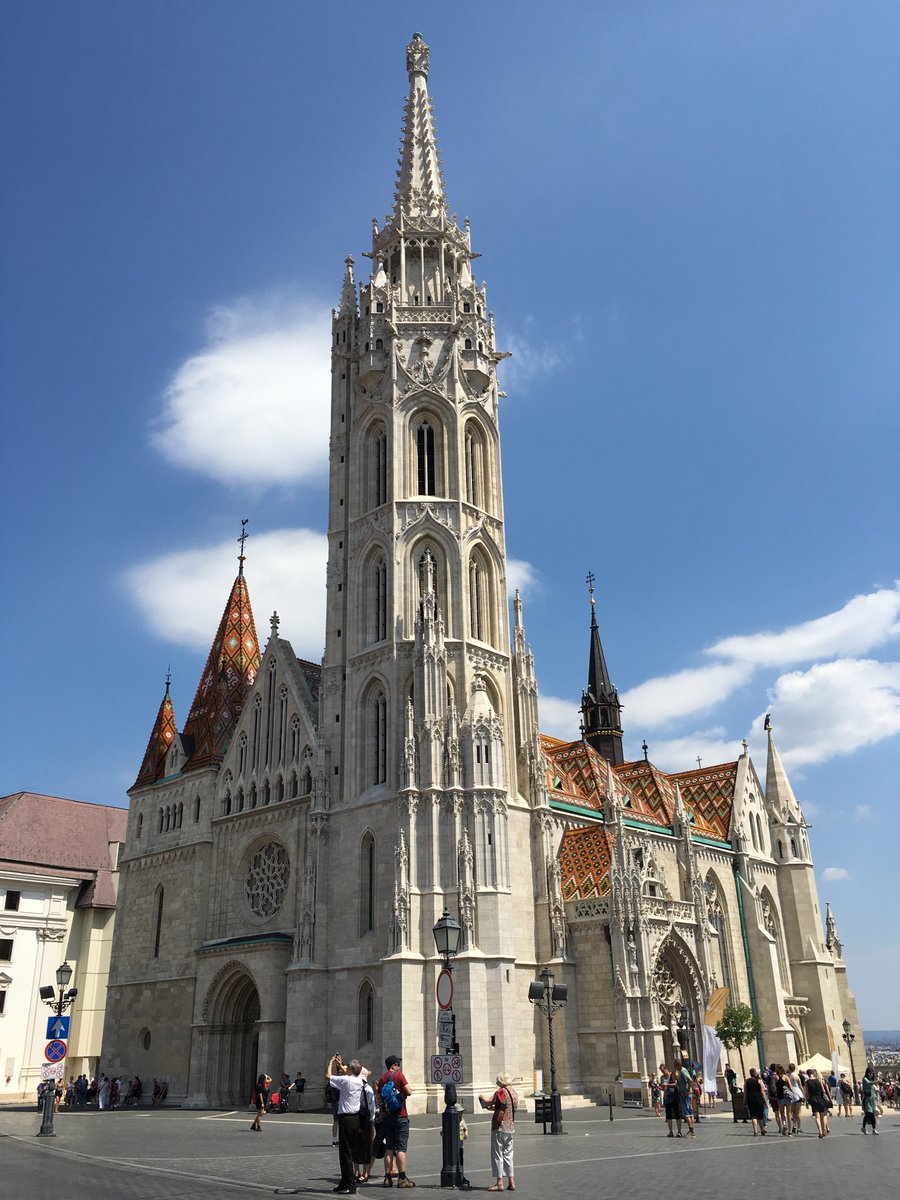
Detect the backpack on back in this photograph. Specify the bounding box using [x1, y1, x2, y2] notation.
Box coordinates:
[380, 1073, 403, 1114]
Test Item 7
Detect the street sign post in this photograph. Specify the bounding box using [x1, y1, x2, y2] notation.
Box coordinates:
[437, 1009, 455, 1048]
[44, 1040, 67, 1064]
[41, 1063, 65, 1081]
[436, 968, 453, 1010]
[430, 1054, 464, 1085]
[46, 1015, 70, 1040]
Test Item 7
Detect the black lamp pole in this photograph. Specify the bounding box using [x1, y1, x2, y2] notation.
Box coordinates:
[432, 910, 467, 1190]
[842, 1019, 858, 1104]
[528, 966, 568, 1134]
[37, 961, 77, 1138]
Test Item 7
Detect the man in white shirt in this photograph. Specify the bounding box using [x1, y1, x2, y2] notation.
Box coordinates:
[326, 1054, 366, 1194]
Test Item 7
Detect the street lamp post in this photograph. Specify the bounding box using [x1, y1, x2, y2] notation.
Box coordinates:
[528, 966, 568, 1134]
[432, 910, 468, 1189]
[842, 1019, 858, 1104]
[36, 961, 78, 1138]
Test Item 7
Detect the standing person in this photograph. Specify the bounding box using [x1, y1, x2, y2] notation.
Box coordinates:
[662, 1067, 682, 1137]
[649, 1071, 662, 1117]
[292, 1070, 307, 1111]
[377, 1054, 415, 1188]
[109, 1076, 119, 1109]
[861, 1066, 879, 1134]
[677, 1061, 696, 1138]
[354, 1070, 377, 1184]
[804, 1068, 830, 1137]
[326, 1054, 366, 1194]
[479, 1072, 518, 1192]
[744, 1069, 766, 1136]
[774, 1065, 791, 1135]
[97, 1074, 110, 1111]
[251, 1074, 271, 1132]
[787, 1063, 804, 1135]
[839, 1073, 853, 1117]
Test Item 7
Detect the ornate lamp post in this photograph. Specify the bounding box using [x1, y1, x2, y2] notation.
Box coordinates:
[432, 910, 467, 1189]
[528, 966, 568, 1134]
[36, 961, 78, 1138]
[842, 1019, 858, 1104]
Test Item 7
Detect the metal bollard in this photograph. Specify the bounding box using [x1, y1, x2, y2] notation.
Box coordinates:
[608, 1093, 614, 1121]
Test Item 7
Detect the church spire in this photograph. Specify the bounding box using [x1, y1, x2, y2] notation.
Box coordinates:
[394, 33, 447, 221]
[338, 255, 357, 317]
[764, 720, 802, 823]
[132, 671, 178, 788]
[181, 538, 261, 773]
[580, 573, 624, 766]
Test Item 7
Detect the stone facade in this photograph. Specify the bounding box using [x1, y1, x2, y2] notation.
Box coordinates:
[101, 34, 863, 1110]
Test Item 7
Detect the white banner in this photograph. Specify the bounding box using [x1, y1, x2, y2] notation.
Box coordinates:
[702, 1025, 722, 1093]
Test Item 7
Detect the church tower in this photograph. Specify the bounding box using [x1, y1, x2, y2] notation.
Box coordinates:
[579, 577, 624, 765]
[298, 33, 544, 1100]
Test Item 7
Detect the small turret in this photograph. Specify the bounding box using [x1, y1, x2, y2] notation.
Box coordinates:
[132, 672, 178, 789]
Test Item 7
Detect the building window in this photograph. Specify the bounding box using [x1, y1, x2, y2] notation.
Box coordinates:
[464, 426, 484, 507]
[278, 688, 288, 764]
[369, 691, 387, 785]
[370, 557, 388, 643]
[0, 939, 13, 962]
[136, 813, 143, 838]
[153, 888, 164, 958]
[416, 421, 436, 495]
[194, 795, 201, 822]
[290, 717, 301, 762]
[239, 733, 248, 777]
[360, 833, 375, 934]
[301, 767, 312, 795]
[358, 980, 375, 1045]
[3, 891, 20, 912]
[223, 792, 232, 816]
[0, 992, 5, 1015]
[368, 428, 388, 509]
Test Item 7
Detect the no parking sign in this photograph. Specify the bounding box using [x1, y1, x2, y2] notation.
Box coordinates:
[431, 1054, 464, 1085]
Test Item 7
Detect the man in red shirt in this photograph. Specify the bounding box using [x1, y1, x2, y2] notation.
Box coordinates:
[377, 1055, 414, 1187]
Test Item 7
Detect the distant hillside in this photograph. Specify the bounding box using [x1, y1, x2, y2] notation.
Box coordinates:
[864, 1030, 900, 1042]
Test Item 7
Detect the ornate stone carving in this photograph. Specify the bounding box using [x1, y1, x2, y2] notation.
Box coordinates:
[245, 841, 290, 918]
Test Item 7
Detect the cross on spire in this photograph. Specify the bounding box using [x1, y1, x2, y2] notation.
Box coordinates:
[237, 519, 249, 576]
[586, 571, 596, 606]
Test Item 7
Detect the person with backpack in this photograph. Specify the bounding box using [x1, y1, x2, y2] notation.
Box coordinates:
[662, 1066, 682, 1137]
[677, 1062, 696, 1139]
[377, 1054, 414, 1188]
[479, 1072, 518, 1192]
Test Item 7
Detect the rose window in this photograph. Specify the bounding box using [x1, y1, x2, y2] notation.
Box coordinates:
[245, 841, 290, 917]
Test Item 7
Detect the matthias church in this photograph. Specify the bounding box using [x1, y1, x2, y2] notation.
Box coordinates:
[103, 35, 862, 1108]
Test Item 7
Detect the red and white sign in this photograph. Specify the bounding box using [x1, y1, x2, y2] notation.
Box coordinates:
[41, 1063, 64, 1081]
[431, 1054, 464, 1085]
[436, 968, 454, 1010]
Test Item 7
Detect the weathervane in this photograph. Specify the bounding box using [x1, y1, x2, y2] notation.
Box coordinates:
[586, 571, 596, 607]
[238, 518, 249, 575]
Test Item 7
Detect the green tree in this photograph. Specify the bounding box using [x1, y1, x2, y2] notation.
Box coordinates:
[715, 1003, 763, 1085]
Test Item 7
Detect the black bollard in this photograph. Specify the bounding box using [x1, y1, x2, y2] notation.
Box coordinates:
[608, 1093, 614, 1121]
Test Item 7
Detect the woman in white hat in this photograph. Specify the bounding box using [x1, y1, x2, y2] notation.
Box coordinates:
[478, 1073, 518, 1191]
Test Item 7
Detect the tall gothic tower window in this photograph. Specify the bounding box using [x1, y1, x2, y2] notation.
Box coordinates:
[368, 556, 388, 643]
[468, 550, 494, 644]
[464, 424, 484, 508]
[366, 689, 388, 785]
[153, 885, 164, 957]
[416, 419, 437, 495]
[366, 425, 388, 509]
[360, 832, 376, 933]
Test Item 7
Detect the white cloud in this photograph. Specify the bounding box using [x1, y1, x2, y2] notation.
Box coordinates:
[855, 804, 872, 818]
[707, 583, 900, 667]
[621, 661, 754, 729]
[763, 659, 900, 767]
[508, 558, 537, 597]
[538, 695, 582, 741]
[822, 867, 851, 882]
[151, 293, 332, 486]
[123, 528, 328, 660]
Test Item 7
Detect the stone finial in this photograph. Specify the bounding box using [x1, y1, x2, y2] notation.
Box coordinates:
[270, 611, 280, 637]
[406, 32, 429, 79]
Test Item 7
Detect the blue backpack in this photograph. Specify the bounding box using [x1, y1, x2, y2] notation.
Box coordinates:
[380, 1073, 403, 1114]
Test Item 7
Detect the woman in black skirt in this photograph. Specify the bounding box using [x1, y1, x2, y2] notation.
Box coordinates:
[804, 1069, 831, 1138]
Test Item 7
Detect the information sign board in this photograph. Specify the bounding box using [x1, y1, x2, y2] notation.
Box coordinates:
[41, 1063, 64, 1081]
[430, 1054, 464, 1085]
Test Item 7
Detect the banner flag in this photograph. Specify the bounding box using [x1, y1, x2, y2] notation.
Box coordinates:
[702, 1025, 723, 1093]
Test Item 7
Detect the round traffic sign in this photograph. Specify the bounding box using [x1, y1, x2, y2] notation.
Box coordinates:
[45, 1039, 67, 1063]
[436, 968, 453, 1010]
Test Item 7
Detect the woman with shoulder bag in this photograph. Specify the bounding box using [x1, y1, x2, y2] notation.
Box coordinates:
[804, 1069, 830, 1138]
[787, 1063, 804, 1135]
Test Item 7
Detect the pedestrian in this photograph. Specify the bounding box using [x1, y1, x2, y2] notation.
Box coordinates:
[839, 1073, 853, 1117]
[787, 1063, 804, 1134]
[97, 1074, 110, 1110]
[479, 1072, 518, 1192]
[376, 1054, 415, 1188]
[251, 1073, 271, 1132]
[804, 1068, 830, 1137]
[649, 1071, 661, 1117]
[109, 1076, 119, 1108]
[744, 1069, 766, 1136]
[662, 1066, 682, 1137]
[677, 1060, 696, 1138]
[861, 1066, 879, 1135]
[354, 1069, 377, 1184]
[774, 1065, 791, 1135]
[292, 1070, 307, 1111]
[326, 1053, 367, 1194]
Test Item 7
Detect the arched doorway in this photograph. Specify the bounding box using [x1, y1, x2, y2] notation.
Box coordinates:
[652, 938, 704, 1069]
[203, 965, 261, 1106]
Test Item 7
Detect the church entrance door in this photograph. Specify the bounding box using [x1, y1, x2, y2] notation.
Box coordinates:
[204, 968, 261, 1107]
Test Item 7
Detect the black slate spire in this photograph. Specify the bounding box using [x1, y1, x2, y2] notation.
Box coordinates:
[580, 573, 624, 766]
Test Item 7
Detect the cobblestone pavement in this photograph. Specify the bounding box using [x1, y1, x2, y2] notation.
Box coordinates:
[1, 1103, 897, 1200]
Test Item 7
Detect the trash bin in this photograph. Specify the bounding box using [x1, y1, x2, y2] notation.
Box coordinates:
[730, 1088, 748, 1123]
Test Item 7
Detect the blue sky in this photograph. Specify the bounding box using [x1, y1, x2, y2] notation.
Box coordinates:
[3, 2, 898, 1027]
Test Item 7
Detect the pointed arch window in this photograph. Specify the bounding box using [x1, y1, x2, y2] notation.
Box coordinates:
[416, 420, 436, 495]
[468, 551, 493, 644]
[194, 795, 201, 823]
[252, 695, 262, 771]
[358, 979, 375, 1046]
[367, 425, 388, 510]
[153, 886, 164, 958]
[370, 557, 388, 643]
[239, 732, 248, 778]
[290, 717, 300, 762]
[301, 766, 312, 796]
[278, 687, 288, 764]
[464, 424, 485, 508]
[368, 690, 388, 786]
[237, 787, 245, 812]
[290, 771, 298, 798]
[137, 812, 143, 838]
[360, 833, 376, 934]
[223, 792, 232, 816]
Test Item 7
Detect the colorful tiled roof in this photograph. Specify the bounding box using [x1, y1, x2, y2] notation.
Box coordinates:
[669, 762, 737, 840]
[559, 825, 614, 900]
[182, 570, 260, 773]
[133, 682, 178, 789]
[297, 658, 322, 703]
